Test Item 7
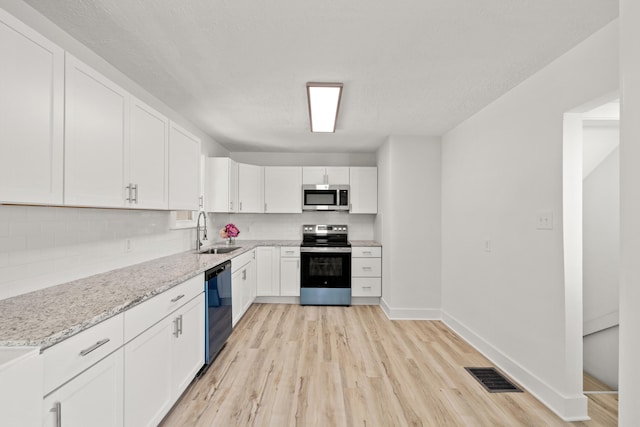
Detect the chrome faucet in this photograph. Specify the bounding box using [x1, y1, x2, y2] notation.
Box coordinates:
[196, 210, 208, 250]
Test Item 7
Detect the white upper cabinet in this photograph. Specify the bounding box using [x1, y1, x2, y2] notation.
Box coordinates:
[0, 11, 64, 205]
[64, 54, 129, 208]
[168, 122, 201, 210]
[205, 157, 239, 213]
[349, 167, 378, 214]
[238, 163, 264, 213]
[302, 167, 349, 185]
[264, 167, 302, 213]
[128, 98, 169, 209]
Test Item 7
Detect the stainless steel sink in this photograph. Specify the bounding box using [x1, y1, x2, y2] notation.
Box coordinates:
[199, 246, 240, 255]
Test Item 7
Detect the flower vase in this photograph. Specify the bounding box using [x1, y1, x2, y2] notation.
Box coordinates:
[226, 237, 234, 245]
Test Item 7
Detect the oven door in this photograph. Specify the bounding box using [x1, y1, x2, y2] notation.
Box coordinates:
[300, 247, 351, 288]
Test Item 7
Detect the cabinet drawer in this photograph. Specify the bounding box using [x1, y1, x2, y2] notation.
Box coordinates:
[352, 247, 381, 258]
[280, 246, 300, 258]
[352, 278, 382, 297]
[352, 258, 381, 277]
[43, 313, 124, 395]
[124, 274, 203, 343]
[232, 249, 255, 273]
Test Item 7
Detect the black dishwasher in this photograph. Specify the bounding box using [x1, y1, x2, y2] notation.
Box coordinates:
[204, 261, 232, 366]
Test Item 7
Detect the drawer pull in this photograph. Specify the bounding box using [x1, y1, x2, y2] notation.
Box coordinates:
[362, 285, 372, 289]
[171, 294, 185, 303]
[51, 401, 62, 427]
[362, 267, 373, 271]
[79, 338, 110, 357]
[363, 251, 373, 255]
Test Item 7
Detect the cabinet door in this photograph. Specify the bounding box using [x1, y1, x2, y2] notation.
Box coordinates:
[231, 268, 244, 327]
[302, 167, 327, 184]
[129, 98, 169, 209]
[280, 257, 300, 296]
[256, 247, 280, 296]
[205, 157, 238, 213]
[44, 349, 124, 427]
[169, 122, 201, 210]
[0, 10, 64, 205]
[238, 163, 264, 213]
[124, 316, 173, 427]
[349, 167, 378, 214]
[264, 167, 302, 213]
[172, 295, 205, 397]
[64, 54, 129, 207]
[326, 167, 350, 185]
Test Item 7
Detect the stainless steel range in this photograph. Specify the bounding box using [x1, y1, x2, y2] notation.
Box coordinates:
[300, 224, 351, 306]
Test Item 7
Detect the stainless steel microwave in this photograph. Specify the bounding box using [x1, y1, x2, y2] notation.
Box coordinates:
[302, 185, 349, 211]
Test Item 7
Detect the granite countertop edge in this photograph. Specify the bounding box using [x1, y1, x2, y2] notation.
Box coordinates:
[0, 239, 314, 350]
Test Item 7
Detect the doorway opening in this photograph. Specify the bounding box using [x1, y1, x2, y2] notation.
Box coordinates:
[562, 94, 619, 416]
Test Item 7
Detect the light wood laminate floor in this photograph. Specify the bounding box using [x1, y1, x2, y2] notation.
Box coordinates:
[161, 304, 617, 426]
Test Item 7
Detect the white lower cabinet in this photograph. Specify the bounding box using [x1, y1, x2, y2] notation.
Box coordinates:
[124, 289, 204, 427]
[123, 316, 173, 427]
[43, 349, 124, 427]
[280, 247, 300, 297]
[232, 250, 256, 326]
[351, 246, 382, 297]
[256, 247, 280, 296]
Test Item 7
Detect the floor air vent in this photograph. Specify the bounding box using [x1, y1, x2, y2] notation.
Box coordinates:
[465, 367, 523, 393]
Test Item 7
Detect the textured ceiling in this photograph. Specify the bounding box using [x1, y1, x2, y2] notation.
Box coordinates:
[22, 0, 618, 153]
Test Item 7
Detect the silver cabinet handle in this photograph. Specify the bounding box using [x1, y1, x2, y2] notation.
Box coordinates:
[132, 184, 138, 204]
[362, 285, 372, 289]
[199, 195, 204, 208]
[79, 338, 110, 357]
[242, 269, 247, 280]
[178, 314, 183, 336]
[51, 402, 62, 427]
[171, 294, 185, 303]
[125, 183, 133, 203]
[173, 316, 180, 337]
[230, 201, 233, 211]
[239, 201, 243, 211]
[363, 251, 372, 255]
[362, 266, 373, 271]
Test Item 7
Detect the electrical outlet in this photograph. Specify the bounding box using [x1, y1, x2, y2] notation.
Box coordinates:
[536, 211, 554, 230]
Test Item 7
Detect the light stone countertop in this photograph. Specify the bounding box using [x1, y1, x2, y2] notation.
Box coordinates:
[0, 239, 301, 351]
[349, 240, 382, 247]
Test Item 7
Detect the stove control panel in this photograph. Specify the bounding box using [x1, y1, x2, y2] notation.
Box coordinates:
[302, 224, 348, 235]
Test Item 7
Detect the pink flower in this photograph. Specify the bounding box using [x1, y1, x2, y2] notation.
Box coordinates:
[224, 223, 240, 238]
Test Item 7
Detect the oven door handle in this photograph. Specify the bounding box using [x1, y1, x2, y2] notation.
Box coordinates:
[300, 247, 352, 253]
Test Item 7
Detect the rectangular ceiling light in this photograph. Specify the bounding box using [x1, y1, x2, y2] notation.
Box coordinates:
[306, 82, 343, 133]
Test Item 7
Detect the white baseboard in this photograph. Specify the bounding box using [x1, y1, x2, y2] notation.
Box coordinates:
[380, 297, 442, 320]
[254, 296, 380, 306]
[254, 296, 299, 304]
[441, 311, 589, 422]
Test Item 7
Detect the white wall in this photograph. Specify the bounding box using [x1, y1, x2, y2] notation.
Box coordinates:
[619, 1, 640, 424]
[441, 21, 618, 421]
[0, 205, 197, 300]
[375, 136, 441, 319]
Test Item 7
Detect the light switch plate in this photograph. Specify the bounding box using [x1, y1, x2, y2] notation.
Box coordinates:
[536, 211, 554, 230]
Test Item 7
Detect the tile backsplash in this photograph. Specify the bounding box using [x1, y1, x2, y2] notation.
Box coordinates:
[209, 212, 375, 241]
[0, 205, 195, 301]
[0, 205, 376, 301]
